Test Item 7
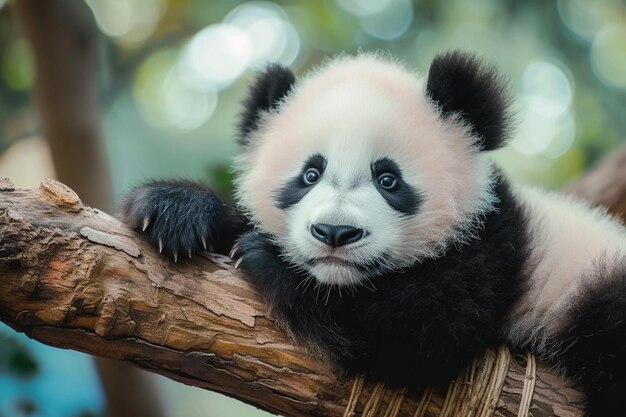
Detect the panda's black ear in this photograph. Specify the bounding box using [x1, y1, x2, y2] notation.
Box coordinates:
[238, 63, 295, 145]
[426, 51, 512, 151]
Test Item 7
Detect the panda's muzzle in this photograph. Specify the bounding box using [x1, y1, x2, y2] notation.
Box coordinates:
[310, 223, 364, 247]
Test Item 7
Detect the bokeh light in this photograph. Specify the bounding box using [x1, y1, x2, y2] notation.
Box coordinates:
[512, 60, 576, 159]
[85, 0, 166, 47]
[180, 24, 252, 91]
[358, 0, 413, 40]
[336, 0, 396, 16]
[163, 70, 218, 130]
[224, 2, 301, 66]
[133, 49, 218, 131]
[591, 25, 626, 88]
[522, 61, 573, 118]
[557, 0, 608, 41]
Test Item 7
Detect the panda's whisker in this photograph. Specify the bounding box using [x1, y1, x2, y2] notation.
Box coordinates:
[324, 285, 333, 306]
[295, 276, 311, 292]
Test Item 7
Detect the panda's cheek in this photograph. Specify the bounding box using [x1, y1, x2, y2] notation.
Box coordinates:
[289, 208, 313, 246]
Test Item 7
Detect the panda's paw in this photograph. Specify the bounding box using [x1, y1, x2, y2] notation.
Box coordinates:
[228, 232, 286, 291]
[121, 180, 226, 261]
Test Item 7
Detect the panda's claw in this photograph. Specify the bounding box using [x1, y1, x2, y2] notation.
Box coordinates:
[158, 238, 163, 254]
[234, 256, 244, 270]
[229, 242, 240, 259]
[173, 250, 178, 263]
[187, 248, 192, 259]
[142, 216, 150, 232]
[201, 236, 207, 251]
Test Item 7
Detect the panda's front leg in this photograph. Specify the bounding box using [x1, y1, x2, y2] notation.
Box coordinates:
[231, 231, 308, 303]
[122, 180, 248, 259]
[231, 231, 357, 361]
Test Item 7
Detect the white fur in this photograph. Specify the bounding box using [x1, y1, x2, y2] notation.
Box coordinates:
[235, 54, 496, 285]
[506, 185, 626, 357]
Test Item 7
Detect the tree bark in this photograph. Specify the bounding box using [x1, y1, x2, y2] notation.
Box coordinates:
[6, 173, 613, 417]
[2, 145, 625, 417]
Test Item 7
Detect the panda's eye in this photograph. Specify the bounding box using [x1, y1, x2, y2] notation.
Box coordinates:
[303, 168, 321, 185]
[377, 173, 396, 190]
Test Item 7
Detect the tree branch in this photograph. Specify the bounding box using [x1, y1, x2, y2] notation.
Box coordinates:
[565, 144, 626, 221]
[4, 143, 626, 417]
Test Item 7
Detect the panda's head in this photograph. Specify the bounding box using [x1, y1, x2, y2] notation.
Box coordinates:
[235, 51, 511, 286]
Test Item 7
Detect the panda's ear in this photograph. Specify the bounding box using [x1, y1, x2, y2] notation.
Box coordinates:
[426, 51, 512, 151]
[238, 63, 295, 145]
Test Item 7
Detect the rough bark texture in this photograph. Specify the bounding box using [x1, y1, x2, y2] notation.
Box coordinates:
[0, 175, 599, 417]
[10, 142, 626, 417]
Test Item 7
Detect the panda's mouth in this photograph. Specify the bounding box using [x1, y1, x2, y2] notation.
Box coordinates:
[316, 256, 350, 266]
[313, 256, 374, 273]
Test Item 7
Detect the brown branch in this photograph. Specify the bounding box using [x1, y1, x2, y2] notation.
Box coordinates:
[565, 144, 626, 221]
[5, 145, 626, 417]
[11, 144, 626, 417]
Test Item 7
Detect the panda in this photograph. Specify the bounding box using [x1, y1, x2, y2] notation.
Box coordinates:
[122, 51, 626, 417]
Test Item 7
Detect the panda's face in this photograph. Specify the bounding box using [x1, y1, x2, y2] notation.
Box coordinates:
[236, 56, 496, 286]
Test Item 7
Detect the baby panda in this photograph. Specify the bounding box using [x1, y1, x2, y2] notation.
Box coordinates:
[122, 51, 626, 417]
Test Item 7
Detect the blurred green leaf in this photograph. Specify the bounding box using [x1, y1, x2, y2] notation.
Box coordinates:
[208, 164, 236, 201]
[0, 332, 39, 378]
[15, 398, 38, 416]
[1, 40, 34, 91]
[74, 410, 105, 417]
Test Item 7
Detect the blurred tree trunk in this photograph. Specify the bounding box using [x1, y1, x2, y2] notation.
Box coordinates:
[14, 2, 165, 417]
[14, 0, 111, 211]
[566, 144, 626, 221]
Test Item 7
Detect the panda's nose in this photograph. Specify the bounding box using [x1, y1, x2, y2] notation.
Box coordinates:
[311, 224, 364, 247]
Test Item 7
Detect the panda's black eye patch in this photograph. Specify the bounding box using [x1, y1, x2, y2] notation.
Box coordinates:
[276, 154, 326, 210]
[371, 158, 421, 215]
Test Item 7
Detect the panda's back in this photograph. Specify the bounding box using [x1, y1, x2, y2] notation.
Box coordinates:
[505, 183, 626, 355]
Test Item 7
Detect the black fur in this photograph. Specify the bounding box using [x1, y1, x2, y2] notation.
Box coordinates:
[234, 174, 528, 390]
[543, 261, 626, 417]
[121, 180, 248, 258]
[238, 63, 296, 145]
[371, 157, 421, 215]
[276, 153, 326, 210]
[426, 51, 512, 151]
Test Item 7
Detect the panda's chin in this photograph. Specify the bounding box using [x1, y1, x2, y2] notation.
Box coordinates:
[308, 261, 366, 287]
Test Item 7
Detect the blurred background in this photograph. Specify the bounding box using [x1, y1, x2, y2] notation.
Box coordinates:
[0, 0, 624, 416]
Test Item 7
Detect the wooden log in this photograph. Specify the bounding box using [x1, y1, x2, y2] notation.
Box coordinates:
[0, 172, 599, 417]
[10, 143, 626, 417]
